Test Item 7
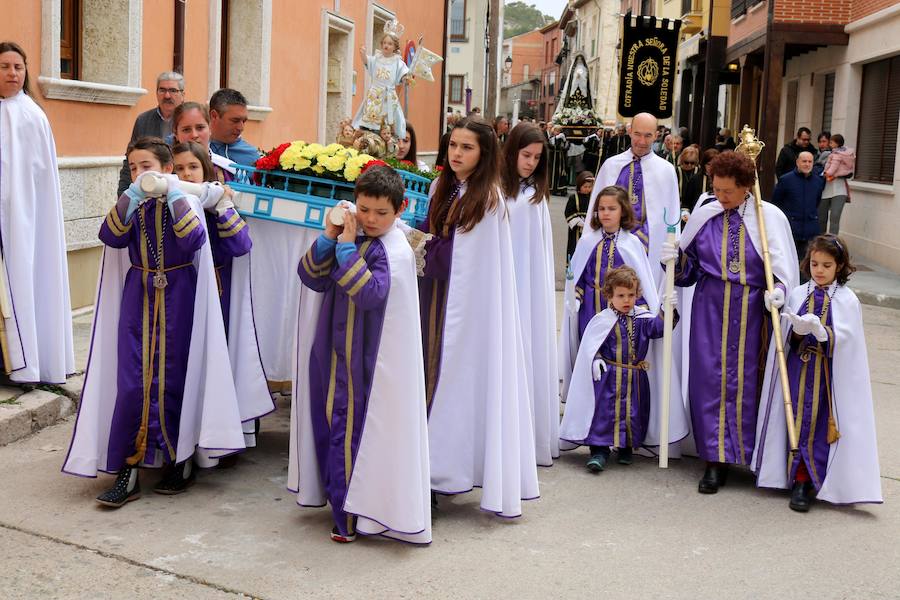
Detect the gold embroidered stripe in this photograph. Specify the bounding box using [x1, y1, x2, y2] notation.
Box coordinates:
[808, 350, 824, 486]
[735, 230, 749, 464]
[346, 270, 372, 296]
[614, 324, 623, 448]
[719, 281, 731, 464]
[174, 217, 200, 238]
[217, 211, 241, 230]
[337, 257, 366, 287]
[218, 219, 247, 238]
[326, 350, 337, 427]
[107, 208, 131, 235]
[173, 210, 195, 232]
[625, 317, 634, 447]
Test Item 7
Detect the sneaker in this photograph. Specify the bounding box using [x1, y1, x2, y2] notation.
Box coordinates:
[96, 467, 141, 508]
[586, 453, 608, 473]
[153, 461, 196, 495]
[330, 527, 357, 543]
[617, 447, 633, 465]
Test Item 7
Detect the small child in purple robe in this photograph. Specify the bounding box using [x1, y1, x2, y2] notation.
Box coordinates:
[297, 165, 427, 543]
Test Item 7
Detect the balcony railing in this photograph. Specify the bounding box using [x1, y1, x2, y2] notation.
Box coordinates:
[732, 0, 764, 20]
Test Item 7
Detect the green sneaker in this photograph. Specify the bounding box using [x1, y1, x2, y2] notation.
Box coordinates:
[586, 453, 607, 472]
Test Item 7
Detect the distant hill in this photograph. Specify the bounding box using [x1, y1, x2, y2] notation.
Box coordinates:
[504, 1, 554, 39]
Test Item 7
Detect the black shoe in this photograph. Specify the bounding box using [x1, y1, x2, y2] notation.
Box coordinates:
[431, 491, 438, 511]
[789, 481, 813, 513]
[96, 467, 141, 508]
[698, 463, 729, 494]
[617, 447, 633, 465]
[153, 461, 196, 495]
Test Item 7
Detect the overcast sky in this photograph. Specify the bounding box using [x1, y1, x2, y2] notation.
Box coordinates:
[522, 0, 570, 21]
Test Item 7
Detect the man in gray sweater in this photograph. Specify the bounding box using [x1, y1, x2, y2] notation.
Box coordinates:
[116, 71, 185, 194]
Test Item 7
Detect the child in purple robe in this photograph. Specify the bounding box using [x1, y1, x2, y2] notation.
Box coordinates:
[573, 186, 648, 338]
[754, 234, 882, 510]
[172, 141, 251, 334]
[95, 137, 207, 506]
[297, 165, 430, 543]
[560, 267, 676, 471]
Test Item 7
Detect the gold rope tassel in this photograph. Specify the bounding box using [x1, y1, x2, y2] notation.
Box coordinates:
[824, 358, 840, 444]
[126, 287, 163, 465]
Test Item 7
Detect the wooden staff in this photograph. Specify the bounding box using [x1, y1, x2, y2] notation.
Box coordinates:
[659, 209, 680, 468]
[735, 125, 799, 453]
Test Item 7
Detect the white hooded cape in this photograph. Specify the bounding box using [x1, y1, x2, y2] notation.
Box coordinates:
[506, 185, 560, 466]
[287, 224, 431, 543]
[429, 196, 539, 517]
[0, 91, 74, 383]
[586, 149, 680, 285]
[63, 195, 246, 476]
[197, 184, 274, 447]
[752, 283, 882, 505]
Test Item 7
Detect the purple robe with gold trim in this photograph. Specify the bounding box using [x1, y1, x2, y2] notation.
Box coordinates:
[675, 208, 768, 465]
[205, 208, 251, 335]
[575, 235, 648, 339]
[786, 286, 835, 490]
[583, 313, 665, 449]
[297, 235, 391, 538]
[98, 193, 205, 470]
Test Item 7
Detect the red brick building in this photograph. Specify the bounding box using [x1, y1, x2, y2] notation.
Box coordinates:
[538, 21, 562, 123]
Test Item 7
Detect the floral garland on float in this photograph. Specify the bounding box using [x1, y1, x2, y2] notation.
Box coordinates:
[227, 140, 433, 230]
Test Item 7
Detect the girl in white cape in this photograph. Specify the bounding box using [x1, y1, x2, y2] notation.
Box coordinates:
[412, 117, 538, 518]
[560, 185, 657, 399]
[753, 234, 882, 510]
[501, 122, 559, 467]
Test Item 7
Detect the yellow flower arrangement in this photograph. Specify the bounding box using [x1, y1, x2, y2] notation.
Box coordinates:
[260, 140, 374, 183]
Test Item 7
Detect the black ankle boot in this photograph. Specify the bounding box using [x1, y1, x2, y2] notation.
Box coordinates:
[698, 462, 729, 494]
[617, 447, 633, 465]
[789, 481, 812, 512]
[153, 460, 196, 495]
[96, 467, 141, 507]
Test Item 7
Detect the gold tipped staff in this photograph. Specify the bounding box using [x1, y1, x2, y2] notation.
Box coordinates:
[735, 125, 799, 453]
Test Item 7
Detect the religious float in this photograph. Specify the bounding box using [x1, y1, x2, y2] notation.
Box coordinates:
[551, 53, 599, 143]
[229, 140, 435, 230]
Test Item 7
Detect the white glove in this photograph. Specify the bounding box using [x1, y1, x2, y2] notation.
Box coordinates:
[784, 311, 828, 342]
[592, 358, 607, 381]
[660, 240, 679, 264]
[661, 292, 678, 312]
[214, 190, 235, 217]
[764, 287, 785, 311]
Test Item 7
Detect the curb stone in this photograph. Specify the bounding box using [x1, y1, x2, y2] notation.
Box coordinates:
[0, 389, 74, 447]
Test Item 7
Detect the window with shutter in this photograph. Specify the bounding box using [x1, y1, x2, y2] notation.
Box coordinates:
[60, 0, 80, 80]
[857, 55, 900, 184]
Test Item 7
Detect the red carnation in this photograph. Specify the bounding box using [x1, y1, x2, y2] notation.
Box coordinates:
[362, 159, 389, 173]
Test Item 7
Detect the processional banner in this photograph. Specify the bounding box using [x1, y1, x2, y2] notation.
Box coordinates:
[617, 14, 681, 119]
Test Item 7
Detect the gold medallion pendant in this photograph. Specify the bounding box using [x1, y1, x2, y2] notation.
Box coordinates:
[153, 272, 168, 289]
[728, 259, 741, 274]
